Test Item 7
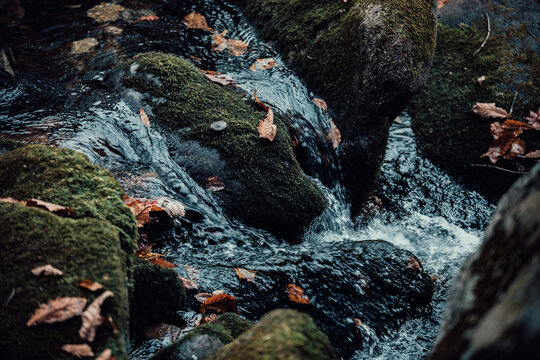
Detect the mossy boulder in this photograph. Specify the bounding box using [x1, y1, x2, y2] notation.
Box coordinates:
[410, 11, 540, 201]
[0, 145, 138, 360]
[130, 259, 186, 330]
[207, 309, 337, 360]
[230, 0, 436, 211]
[118, 52, 326, 240]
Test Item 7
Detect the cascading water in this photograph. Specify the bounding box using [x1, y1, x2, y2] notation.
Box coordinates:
[0, 0, 495, 359]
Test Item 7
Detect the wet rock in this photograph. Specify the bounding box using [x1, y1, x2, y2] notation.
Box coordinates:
[230, 0, 437, 211]
[210, 120, 227, 132]
[117, 52, 327, 241]
[0, 145, 138, 360]
[410, 1, 540, 201]
[207, 309, 337, 360]
[171, 335, 224, 360]
[429, 163, 540, 360]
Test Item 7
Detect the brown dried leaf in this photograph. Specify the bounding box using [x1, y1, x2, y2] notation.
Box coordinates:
[204, 313, 219, 323]
[76, 279, 104, 292]
[437, 0, 450, 9]
[253, 90, 270, 112]
[137, 15, 159, 22]
[0, 197, 24, 205]
[79, 290, 114, 342]
[313, 98, 328, 111]
[182, 12, 212, 31]
[96, 349, 114, 360]
[477, 75, 486, 85]
[353, 318, 371, 336]
[149, 257, 177, 269]
[472, 103, 510, 119]
[525, 109, 540, 130]
[234, 268, 257, 283]
[124, 198, 160, 228]
[206, 176, 225, 191]
[258, 108, 276, 141]
[194, 293, 212, 303]
[286, 284, 310, 304]
[184, 265, 200, 281]
[211, 30, 247, 56]
[501, 119, 532, 130]
[26, 198, 74, 216]
[27, 297, 87, 327]
[61, 344, 94, 358]
[503, 138, 526, 160]
[524, 150, 540, 159]
[199, 69, 235, 86]
[249, 58, 277, 72]
[140, 108, 150, 127]
[407, 256, 422, 273]
[200, 294, 238, 314]
[481, 121, 523, 164]
[154, 197, 186, 218]
[31, 264, 63, 276]
[71, 38, 99, 54]
[87, 3, 125, 23]
[178, 276, 198, 290]
[327, 119, 341, 149]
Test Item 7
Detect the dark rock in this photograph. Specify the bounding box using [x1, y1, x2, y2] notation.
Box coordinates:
[430, 163, 540, 359]
[172, 335, 224, 360]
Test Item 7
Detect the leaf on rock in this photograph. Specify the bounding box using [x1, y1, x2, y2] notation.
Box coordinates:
[27, 297, 87, 327]
[313, 98, 328, 111]
[437, 0, 450, 9]
[211, 30, 247, 56]
[26, 198, 74, 216]
[139, 108, 150, 127]
[87, 3, 125, 23]
[234, 268, 257, 284]
[148, 257, 177, 269]
[71, 38, 99, 54]
[182, 12, 213, 31]
[199, 69, 235, 86]
[204, 313, 219, 323]
[31, 264, 63, 276]
[481, 121, 523, 164]
[406, 256, 422, 274]
[96, 349, 113, 360]
[503, 138, 526, 160]
[353, 318, 371, 336]
[525, 109, 540, 130]
[253, 90, 270, 112]
[524, 150, 540, 159]
[61, 344, 94, 358]
[206, 176, 225, 191]
[76, 279, 104, 292]
[286, 284, 310, 304]
[472, 103, 510, 119]
[79, 290, 114, 342]
[194, 293, 212, 303]
[477, 75, 486, 85]
[327, 119, 341, 149]
[125, 196, 184, 227]
[137, 15, 159, 22]
[200, 294, 238, 314]
[501, 119, 532, 130]
[178, 276, 198, 290]
[0, 197, 24, 205]
[154, 197, 186, 218]
[258, 108, 276, 141]
[249, 58, 277, 72]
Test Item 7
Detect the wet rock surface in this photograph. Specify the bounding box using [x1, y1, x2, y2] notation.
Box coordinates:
[430, 163, 540, 359]
[171, 335, 224, 360]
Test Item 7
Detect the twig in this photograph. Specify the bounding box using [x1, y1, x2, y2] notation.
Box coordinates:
[4, 288, 15, 307]
[470, 163, 528, 174]
[473, 13, 491, 55]
[509, 91, 518, 115]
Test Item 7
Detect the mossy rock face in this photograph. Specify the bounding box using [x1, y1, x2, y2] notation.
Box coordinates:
[130, 259, 186, 330]
[0, 145, 138, 359]
[207, 309, 337, 360]
[410, 19, 540, 201]
[119, 52, 326, 240]
[231, 0, 436, 210]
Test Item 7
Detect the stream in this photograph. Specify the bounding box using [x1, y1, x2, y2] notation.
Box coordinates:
[0, 0, 495, 359]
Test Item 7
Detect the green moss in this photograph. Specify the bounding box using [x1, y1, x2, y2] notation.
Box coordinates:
[121, 52, 326, 239]
[130, 259, 186, 330]
[207, 309, 337, 360]
[410, 23, 540, 200]
[212, 313, 254, 338]
[0, 134, 24, 152]
[0, 203, 130, 360]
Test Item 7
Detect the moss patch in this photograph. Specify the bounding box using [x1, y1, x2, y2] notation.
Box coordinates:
[207, 309, 337, 360]
[410, 23, 540, 200]
[121, 52, 326, 239]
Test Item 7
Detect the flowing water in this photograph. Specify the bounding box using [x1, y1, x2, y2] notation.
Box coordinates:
[0, 0, 495, 359]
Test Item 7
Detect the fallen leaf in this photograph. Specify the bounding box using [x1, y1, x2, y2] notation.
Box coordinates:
[206, 176, 225, 191]
[27, 297, 87, 327]
[194, 293, 212, 303]
[183, 12, 213, 32]
[394, 116, 402, 124]
[204, 313, 219, 323]
[524, 150, 540, 159]
[199, 69, 235, 86]
[234, 268, 257, 284]
[148, 257, 177, 269]
[87, 3, 125, 23]
[353, 318, 371, 336]
[211, 30, 247, 56]
[313, 98, 328, 111]
[153, 197, 186, 218]
[258, 108, 276, 141]
[327, 119, 341, 149]
[0, 197, 24, 205]
[472, 103, 510, 119]
[503, 138, 526, 160]
[249, 58, 277, 72]
[437, 0, 450, 9]
[102, 25, 123, 36]
[124, 198, 160, 227]
[253, 90, 270, 112]
[71, 38, 99, 54]
[26, 198, 74, 217]
[96, 349, 113, 360]
[139, 108, 150, 127]
[212, 290, 226, 296]
[102, 316, 118, 334]
[1, 49, 15, 77]
[137, 15, 159, 22]
[31, 264, 63, 276]
[124, 197, 184, 228]
[501, 119, 532, 130]
[76, 279, 104, 292]
[407, 256, 422, 273]
[286, 284, 310, 304]
[178, 276, 198, 290]
[61, 344, 94, 358]
[79, 290, 114, 342]
[184, 265, 200, 281]
[482, 122, 523, 163]
[525, 109, 540, 130]
[477, 75, 486, 85]
[200, 294, 238, 314]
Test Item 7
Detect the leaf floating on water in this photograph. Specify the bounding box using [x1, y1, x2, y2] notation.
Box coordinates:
[31, 264, 63, 276]
[139, 108, 150, 127]
[137, 15, 159, 22]
[234, 268, 257, 283]
[258, 108, 276, 141]
[313, 98, 328, 111]
[206, 176, 225, 191]
[211, 30, 247, 56]
[472, 103, 510, 119]
[79, 290, 114, 342]
[95, 349, 113, 360]
[124, 196, 185, 227]
[200, 294, 238, 314]
[199, 70, 235, 87]
[87, 3, 125, 23]
[26, 198, 74, 217]
[154, 197, 186, 218]
[286, 284, 310, 304]
[406, 256, 422, 274]
[327, 119, 341, 150]
[27, 297, 87, 327]
[249, 58, 277, 72]
[76, 279, 104, 292]
[253, 90, 270, 112]
[178, 276, 198, 290]
[183, 12, 213, 32]
[61, 344, 94, 358]
[525, 109, 540, 130]
[524, 149, 540, 159]
[71, 38, 99, 54]
[194, 293, 212, 303]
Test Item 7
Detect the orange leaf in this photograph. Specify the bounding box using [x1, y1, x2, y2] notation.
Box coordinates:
[258, 108, 276, 141]
[211, 30, 247, 56]
[183, 12, 213, 32]
[137, 15, 159, 22]
[27, 297, 87, 327]
[234, 268, 257, 283]
[249, 58, 277, 72]
[524, 149, 540, 159]
[253, 90, 270, 112]
[61, 344, 94, 358]
[194, 293, 212, 303]
[286, 284, 310, 304]
[437, 0, 450, 9]
[327, 119, 341, 149]
[501, 119, 532, 130]
[76, 279, 104, 292]
[140, 108, 150, 127]
[149, 257, 177, 269]
[206, 176, 225, 191]
[313, 98, 328, 111]
[481, 121, 523, 164]
[31, 264, 63, 276]
[503, 138, 526, 160]
[79, 290, 114, 342]
[199, 69, 235, 86]
[200, 294, 238, 314]
[178, 276, 198, 290]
